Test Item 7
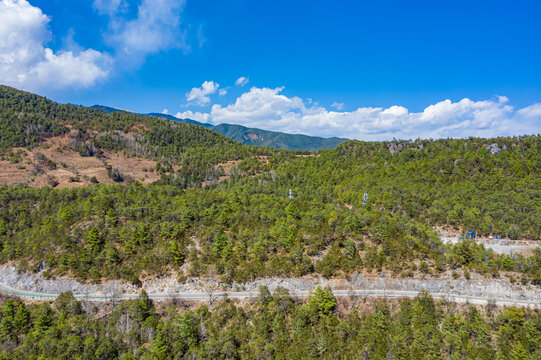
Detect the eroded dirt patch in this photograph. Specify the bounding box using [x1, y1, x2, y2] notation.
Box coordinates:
[0, 135, 161, 188]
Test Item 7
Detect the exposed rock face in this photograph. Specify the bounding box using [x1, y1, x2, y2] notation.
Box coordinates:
[486, 143, 507, 155]
[387, 143, 402, 154]
[243, 133, 264, 141]
[0, 265, 540, 305]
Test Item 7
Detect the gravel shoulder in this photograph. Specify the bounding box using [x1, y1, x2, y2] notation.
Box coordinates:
[0, 265, 539, 306]
[438, 229, 540, 256]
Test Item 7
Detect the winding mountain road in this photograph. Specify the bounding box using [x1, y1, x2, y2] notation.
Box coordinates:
[0, 280, 539, 308]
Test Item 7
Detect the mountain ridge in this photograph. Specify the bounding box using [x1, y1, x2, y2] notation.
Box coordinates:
[91, 105, 349, 151]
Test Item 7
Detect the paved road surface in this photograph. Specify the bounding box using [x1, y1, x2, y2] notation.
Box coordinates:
[0, 281, 539, 308]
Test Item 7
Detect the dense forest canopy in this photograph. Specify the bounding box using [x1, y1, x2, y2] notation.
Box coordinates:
[0, 85, 539, 285]
[0, 289, 540, 359]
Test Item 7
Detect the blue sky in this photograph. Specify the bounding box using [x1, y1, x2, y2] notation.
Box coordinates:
[0, 0, 540, 139]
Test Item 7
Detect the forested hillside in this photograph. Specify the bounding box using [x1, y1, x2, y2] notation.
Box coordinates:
[1, 85, 541, 359]
[210, 123, 347, 151]
[0, 85, 540, 285]
[0, 85, 294, 188]
[0, 289, 540, 359]
[0, 85, 283, 165]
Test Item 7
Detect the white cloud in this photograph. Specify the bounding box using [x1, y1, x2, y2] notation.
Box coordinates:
[382, 105, 408, 117]
[178, 85, 541, 140]
[219, 89, 227, 96]
[235, 76, 249, 86]
[186, 80, 220, 106]
[0, 0, 110, 91]
[104, 0, 187, 61]
[162, 108, 169, 114]
[332, 102, 345, 110]
[497, 95, 509, 103]
[175, 110, 211, 123]
[0, 0, 191, 91]
[518, 103, 541, 118]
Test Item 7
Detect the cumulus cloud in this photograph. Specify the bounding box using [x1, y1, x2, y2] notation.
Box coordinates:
[0, 0, 190, 91]
[219, 89, 227, 96]
[235, 76, 249, 86]
[175, 110, 210, 123]
[176, 86, 541, 140]
[497, 95, 509, 104]
[0, 0, 110, 91]
[186, 80, 220, 106]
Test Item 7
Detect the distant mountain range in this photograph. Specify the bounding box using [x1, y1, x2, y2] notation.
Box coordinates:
[91, 105, 348, 151]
